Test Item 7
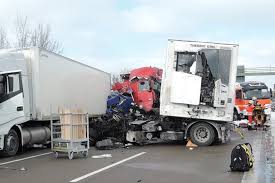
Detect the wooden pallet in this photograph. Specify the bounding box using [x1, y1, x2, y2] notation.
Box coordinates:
[58, 107, 87, 140]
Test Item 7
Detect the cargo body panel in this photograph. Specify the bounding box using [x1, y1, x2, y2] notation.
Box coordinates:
[160, 40, 239, 122]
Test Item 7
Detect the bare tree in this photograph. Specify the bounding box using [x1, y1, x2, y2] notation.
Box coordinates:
[15, 16, 30, 49]
[111, 68, 131, 84]
[30, 24, 62, 53]
[15, 16, 62, 53]
[111, 73, 120, 84]
[0, 26, 10, 49]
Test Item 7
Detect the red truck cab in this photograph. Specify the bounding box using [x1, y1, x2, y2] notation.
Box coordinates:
[112, 67, 162, 112]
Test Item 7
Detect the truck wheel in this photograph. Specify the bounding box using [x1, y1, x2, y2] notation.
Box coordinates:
[190, 123, 215, 146]
[2, 129, 19, 156]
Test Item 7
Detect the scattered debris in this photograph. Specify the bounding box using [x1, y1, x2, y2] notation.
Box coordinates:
[0, 166, 27, 171]
[95, 138, 124, 150]
[137, 179, 142, 182]
[124, 143, 133, 148]
[92, 154, 112, 159]
[20, 167, 27, 171]
[233, 119, 248, 128]
[234, 128, 245, 139]
[96, 139, 114, 150]
[186, 139, 198, 150]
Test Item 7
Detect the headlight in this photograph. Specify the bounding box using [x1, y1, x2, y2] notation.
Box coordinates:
[139, 105, 143, 109]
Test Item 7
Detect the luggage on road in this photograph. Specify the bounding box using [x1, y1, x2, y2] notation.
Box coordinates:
[230, 143, 254, 171]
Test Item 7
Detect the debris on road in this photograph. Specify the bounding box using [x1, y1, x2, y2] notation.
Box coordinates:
[233, 119, 248, 128]
[95, 139, 124, 150]
[0, 166, 27, 171]
[234, 128, 245, 139]
[124, 143, 133, 148]
[92, 154, 112, 159]
[20, 167, 27, 171]
[186, 139, 198, 150]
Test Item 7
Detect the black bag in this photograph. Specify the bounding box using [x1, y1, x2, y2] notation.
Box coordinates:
[230, 143, 254, 171]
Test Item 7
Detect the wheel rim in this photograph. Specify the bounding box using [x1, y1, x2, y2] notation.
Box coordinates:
[6, 134, 18, 153]
[193, 126, 210, 143]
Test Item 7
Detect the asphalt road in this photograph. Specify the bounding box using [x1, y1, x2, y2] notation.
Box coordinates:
[0, 121, 273, 183]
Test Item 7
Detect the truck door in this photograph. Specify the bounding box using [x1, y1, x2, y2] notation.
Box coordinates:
[0, 71, 24, 126]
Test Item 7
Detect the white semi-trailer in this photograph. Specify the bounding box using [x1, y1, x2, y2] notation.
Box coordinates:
[0, 48, 110, 156]
[127, 40, 238, 145]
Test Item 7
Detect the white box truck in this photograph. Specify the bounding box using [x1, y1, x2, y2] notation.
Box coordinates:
[0, 48, 110, 156]
[126, 40, 238, 145]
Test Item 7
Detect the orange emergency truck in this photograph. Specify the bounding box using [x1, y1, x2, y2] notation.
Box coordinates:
[234, 81, 272, 122]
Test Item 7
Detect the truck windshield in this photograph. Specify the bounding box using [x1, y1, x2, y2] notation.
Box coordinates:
[138, 80, 150, 91]
[243, 88, 270, 100]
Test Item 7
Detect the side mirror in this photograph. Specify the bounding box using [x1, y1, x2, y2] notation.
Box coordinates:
[8, 76, 14, 92]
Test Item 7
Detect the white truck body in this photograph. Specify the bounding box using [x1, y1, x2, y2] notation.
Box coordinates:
[0, 48, 110, 153]
[160, 40, 238, 122]
[127, 40, 239, 146]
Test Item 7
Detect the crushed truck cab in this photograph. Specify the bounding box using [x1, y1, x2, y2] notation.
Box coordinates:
[127, 40, 238, 146]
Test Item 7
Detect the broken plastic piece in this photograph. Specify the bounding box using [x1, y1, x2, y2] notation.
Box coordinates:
[92, 154, 112, 159]
[96, 139, 114, 150]
[186, 139, 198, 150]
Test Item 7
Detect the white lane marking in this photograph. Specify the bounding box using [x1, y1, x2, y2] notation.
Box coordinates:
[0, 152, 52, 166]
[70, 152, 146, 183]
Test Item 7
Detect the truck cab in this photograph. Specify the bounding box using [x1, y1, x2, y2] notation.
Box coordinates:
[112, 67, 162, 112]
[0, 70, 25, 155]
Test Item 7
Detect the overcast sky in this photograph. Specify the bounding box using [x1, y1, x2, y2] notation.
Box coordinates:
[0, 0, 275, 88]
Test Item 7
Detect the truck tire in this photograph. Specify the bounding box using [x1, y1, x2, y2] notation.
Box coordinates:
[190, 123, 215, 146]
[2, 129, 19, 156]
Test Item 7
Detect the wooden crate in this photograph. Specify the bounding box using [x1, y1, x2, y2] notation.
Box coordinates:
[59, 107, 87, 140]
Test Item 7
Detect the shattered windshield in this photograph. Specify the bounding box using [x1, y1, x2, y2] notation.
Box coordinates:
[175, 49, 231, 85]
[200, 49, 231, 85]
[138, 80, 150, 91]
[244, 88, 271, 100]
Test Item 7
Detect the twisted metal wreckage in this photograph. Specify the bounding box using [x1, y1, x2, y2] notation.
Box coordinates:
[90, 53, 219, 148]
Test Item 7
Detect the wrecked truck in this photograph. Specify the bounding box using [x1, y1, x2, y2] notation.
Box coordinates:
[126, 40, 239, 146]
[112, 67, 162, 113]
[89, 67, 163, 145]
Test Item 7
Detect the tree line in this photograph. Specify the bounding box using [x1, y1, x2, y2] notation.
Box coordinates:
[0, 16, 62, 53]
